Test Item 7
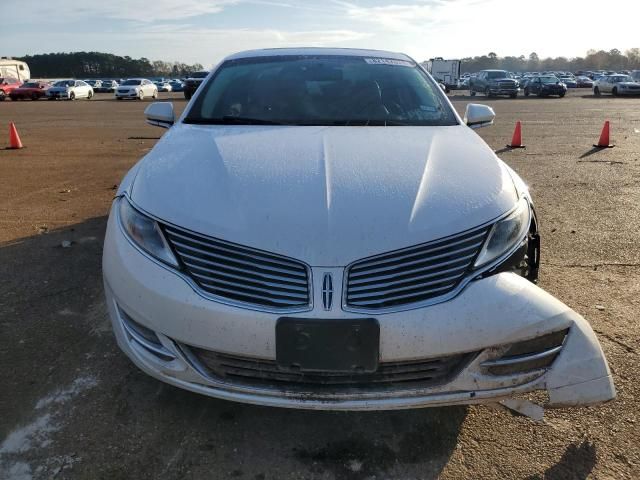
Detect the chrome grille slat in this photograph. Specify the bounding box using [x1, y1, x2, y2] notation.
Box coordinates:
[346, 273, 463, 300]
[346, 227, 489, 310]
[350, 231, 487, 271]
[169, 238, 308, 278]
[178, 255, 308, 286]
[347, 264, 468, 292]
[349, 240, 484, 278]
[162, 224, 310, 310]
[187, 267, 309, 293]
[165, 227, 304, 270]
[347, 283, 457, 306]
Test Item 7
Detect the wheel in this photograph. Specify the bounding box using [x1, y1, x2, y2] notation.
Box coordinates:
[469, 89, 476, 97]
[510, 92, 517, 98]
[138, 90, 144, 100]
[612, 87, 618, 97]
[152, 89, 158, 99]
[184, 91, 192, 100]
[485, 87, 492, 97]
[87, 91, 93, 100]
[0, 91, 5, 101]
[116, 96, 123, 100]
[594, 86, 600, 96]
[70, 92, 76, 100]
[559, 92, 565, 98]
[524, 88, 530, 97]
[31, 93, 39, 101]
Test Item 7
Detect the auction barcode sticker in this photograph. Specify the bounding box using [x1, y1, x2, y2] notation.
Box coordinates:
[364, 58, 414, 67]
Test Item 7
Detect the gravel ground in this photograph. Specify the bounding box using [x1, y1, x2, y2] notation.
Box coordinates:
[0, 90, 639, 479]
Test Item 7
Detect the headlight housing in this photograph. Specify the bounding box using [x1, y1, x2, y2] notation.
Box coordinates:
[118, 197, 178, 267]
[474, 198, 531, 268]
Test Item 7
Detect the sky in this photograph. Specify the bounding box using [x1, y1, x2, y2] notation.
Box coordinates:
[5, 0, 639, 67]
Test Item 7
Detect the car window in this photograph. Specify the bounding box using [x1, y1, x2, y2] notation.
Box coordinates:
[487, 71, 509, 79]
[122, 80, 142, 86]
[185, 55, 458, 127]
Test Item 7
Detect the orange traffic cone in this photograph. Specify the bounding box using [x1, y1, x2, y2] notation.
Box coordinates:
[8, 123, 24, 149]
[594, 121, 614, 148]
[507, 121, 525, 148]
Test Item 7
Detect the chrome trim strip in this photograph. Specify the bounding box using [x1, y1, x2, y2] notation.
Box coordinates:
[120, 314, 176, 360]
[347, 273, 462, 300]
[347, 264, 467, 292]
[480, 345, 563, 367]
[188, 270, 308, 294]
[347, 283, 456, 306]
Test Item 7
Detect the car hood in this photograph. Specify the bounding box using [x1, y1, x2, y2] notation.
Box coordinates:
[619, 82, 640, 86]
[130, 124, 518, 266]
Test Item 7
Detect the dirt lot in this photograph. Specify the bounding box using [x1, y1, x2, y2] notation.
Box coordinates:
[1, 90, 639, 479]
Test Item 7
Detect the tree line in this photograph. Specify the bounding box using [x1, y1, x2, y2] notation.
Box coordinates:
[458, 49, 640, 73]
[15, 52, 205, 79]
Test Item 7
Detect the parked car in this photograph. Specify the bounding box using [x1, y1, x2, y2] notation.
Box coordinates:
[183, 70, 209, 99]
[558, 76, 577, 88]
[593, 74, 640, 96]
[85, 79, 103, 90]
[0, 77, 22, 101]
[9, 81, 51, 100]
[631, 70, 640, 82]
[576, 76, 594, 88]
[523, 76, 567, 97]
[169, 80, 184, 92]
[469, 70, 519, 98]
[47, 79, 94, 100]
[115, 78, 158, 100]
[97, 80, 119, 93]
[103, 47, 615, 411]
[155, 81, 172, 92]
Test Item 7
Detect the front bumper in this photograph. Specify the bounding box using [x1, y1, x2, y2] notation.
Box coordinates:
[115, 90, 139, 98]
[47, 91, 70, 99]
[102, 204, 615, 410]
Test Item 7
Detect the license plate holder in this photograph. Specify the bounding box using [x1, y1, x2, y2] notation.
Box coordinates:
[276, 318, 379, 373]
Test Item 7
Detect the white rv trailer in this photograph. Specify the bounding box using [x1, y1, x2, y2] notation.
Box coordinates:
[0, 57, 30, 82]
[424, 58, 461, 91]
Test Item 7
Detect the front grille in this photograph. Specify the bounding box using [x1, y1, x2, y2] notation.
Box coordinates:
[186, 347, 473, 391]
[163, 225, 311, 310]
[345, 226, 489, 310]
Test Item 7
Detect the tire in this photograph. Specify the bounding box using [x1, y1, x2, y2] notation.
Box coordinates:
[31, 93, 39, 101]
[559, 92, 565, 98]
[485, 87, 492, 97]
[612, 87, 618, 97]
[70, 92, 76, 101]
[138, 90, 144, 101]
[469, 89, 476, 97]
[510, 92, 517, 99]
[152, 89, 158, 99]
[87, 91, 93, 100]
[594, 87, 600, 96]
[184, 91, 192, 100]
[0, 91, 5, 101]
[116, 96, 123, 100]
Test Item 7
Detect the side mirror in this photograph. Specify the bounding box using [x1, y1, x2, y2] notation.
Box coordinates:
[464, 103, 495, 129]
[144, 102, 175, 129]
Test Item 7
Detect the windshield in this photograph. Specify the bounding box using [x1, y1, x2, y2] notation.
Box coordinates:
[487, 71, 510, 79]
[541, 76, 559, 84]
[22, 82, 39, 88]
[122, 80, 142, 86]
[611, 75, 632, 83]
[54, 80, 74, 87]
[185, 55, 458, 126]
[190, 71, 209, 79]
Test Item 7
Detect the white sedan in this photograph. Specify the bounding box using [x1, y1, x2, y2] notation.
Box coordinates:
[47, 79, 94, 100]
[115, 78, 158, 100]
[593, 74, 640, 96]
[103, 48, 615, 412]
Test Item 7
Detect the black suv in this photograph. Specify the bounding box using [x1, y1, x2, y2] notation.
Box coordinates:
[183, 71, 209, 100]
[469, 70, 519, 98]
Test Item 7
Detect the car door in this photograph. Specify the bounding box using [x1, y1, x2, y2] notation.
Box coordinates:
[530, 78, 540, 94]
[600, 77, 612, 93]
[75, 81, 86, 97]
[142, 80, 152, 95]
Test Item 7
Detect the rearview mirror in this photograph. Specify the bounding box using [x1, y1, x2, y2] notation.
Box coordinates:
[144, 102, 175, 129]
[464, 103, 495, 129]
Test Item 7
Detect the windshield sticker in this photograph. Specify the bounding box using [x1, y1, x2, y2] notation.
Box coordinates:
[364, 58, 414, 67]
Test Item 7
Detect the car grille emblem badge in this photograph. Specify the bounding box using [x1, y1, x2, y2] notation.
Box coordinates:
[322, 273, 334, 311]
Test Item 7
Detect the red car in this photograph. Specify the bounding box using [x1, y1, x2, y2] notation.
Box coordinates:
[9, 81, 51, 101]
[0, 77, 22, 101]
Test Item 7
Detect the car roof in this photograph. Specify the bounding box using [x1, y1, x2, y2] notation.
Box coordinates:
[224, 47, 413, 62]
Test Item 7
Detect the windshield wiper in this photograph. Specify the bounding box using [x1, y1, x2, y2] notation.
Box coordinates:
[184, 116, 284, 125]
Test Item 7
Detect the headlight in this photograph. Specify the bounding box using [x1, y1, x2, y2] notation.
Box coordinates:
[118, 197, 178, 267]
[474, 198, 530, 268]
